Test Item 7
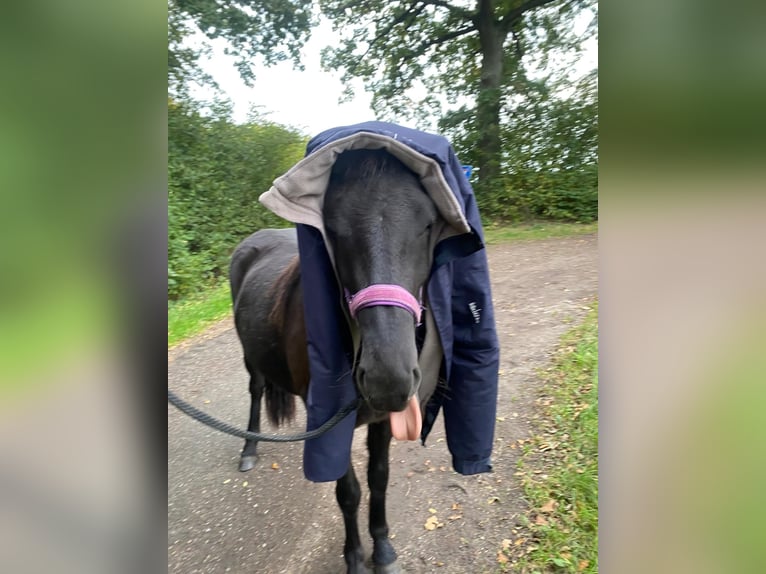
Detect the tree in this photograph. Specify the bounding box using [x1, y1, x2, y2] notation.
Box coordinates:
[319, 0, 595, 199]
[168, 0, 314, 94]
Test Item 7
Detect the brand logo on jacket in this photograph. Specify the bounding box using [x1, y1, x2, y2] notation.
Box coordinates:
[469, 301, 482, 324]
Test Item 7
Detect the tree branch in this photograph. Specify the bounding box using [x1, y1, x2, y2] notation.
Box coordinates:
[419, 0, 474, 19]
[511, 28, 523, 59]
[408, 24, 476, 60]
[500, 0, 560, 33]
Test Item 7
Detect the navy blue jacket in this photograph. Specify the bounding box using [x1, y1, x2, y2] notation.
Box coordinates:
[298, 121, 499, 482]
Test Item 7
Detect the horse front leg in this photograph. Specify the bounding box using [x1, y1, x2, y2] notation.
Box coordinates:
[239, 367, 263, 472]
[367, 421, 401, 574]
[337, 464, 367, 573]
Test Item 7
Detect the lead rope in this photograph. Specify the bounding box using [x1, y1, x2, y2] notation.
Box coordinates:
[168, 389, 362, 443]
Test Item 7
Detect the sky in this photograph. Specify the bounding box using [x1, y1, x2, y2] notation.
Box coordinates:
[189, 12, 596, 136]
[190, 20, 376, 135]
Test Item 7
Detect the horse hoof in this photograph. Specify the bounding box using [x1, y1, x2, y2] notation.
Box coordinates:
[239, 455, 258, 472]
[374, 561, 403, 574]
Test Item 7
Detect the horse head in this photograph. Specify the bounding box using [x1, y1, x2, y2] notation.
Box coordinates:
[323, 149, 437, 437]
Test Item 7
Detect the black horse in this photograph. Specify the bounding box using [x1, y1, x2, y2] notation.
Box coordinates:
[230, 149, 441, 574]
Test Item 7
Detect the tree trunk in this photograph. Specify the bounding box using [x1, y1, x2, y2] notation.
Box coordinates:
[475, 0, 507, 198]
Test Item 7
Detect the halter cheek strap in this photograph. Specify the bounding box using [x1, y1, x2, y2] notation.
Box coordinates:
[346, 284, 423, 324]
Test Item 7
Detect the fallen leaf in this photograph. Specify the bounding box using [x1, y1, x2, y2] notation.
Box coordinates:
[451, 503, 462, 510]
[428, 508, 437, 514]
[510, 443, 517, 449]
[434, 561, 444, 567]
[578, 559, 590, 571]
[439, 466, 447, 472]
[514, 538, 526, 546]
[535, 515, 548, 526]
[487, 496, 500, 504]
[271, 462, 280, 470]
[448, 514, 462, 521]
[501, 539, 512, 550]
[424, 516, 443, 530]
[497, 551, 508, 564]
[496, 416, 506, 422]
[540, 499, 556, 513]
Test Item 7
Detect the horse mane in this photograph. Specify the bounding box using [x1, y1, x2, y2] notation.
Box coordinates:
[268, 255, 301, 334]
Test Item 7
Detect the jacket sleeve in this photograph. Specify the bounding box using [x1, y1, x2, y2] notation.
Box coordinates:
[443, 244, 500, 475]
[442, 169, 500, 475]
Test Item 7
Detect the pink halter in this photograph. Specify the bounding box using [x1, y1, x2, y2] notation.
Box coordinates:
[346, 284, 422, 323]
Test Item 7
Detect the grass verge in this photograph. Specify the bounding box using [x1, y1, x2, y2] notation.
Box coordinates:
[168, 282, 232, 348]
[499, 302, 598, 573]
[483, 221, 597, 245]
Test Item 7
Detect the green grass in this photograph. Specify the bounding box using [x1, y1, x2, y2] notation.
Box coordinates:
[482, 221, 597, 245]
[168, 282, 232, 347]
[502, 302, 598, 573]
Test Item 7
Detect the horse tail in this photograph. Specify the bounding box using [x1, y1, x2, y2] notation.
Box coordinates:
[264, 379, 296, 427]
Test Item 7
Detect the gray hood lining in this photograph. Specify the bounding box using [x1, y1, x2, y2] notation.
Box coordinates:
[259, 132, 471, 246]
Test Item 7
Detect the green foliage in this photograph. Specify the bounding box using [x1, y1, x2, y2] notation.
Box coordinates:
[168, 99, 306, 299]
[168, 0, 313, 94]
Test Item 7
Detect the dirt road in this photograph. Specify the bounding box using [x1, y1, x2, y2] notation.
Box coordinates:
[168, 234, 597, 574]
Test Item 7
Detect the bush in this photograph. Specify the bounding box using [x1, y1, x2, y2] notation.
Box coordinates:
[168, 99, 306, 299]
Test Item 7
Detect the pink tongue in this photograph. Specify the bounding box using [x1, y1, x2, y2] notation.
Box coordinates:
[390, 395, 422, 441]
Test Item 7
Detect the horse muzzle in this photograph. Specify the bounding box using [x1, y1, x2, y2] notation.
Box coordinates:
[347, 283, 424, 440]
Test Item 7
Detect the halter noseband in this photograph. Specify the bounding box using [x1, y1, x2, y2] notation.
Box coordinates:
[345, 284, 422, 324]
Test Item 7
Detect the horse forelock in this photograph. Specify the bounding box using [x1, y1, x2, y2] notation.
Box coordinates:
[327, 150, 432, 224]
[331, 149, 419, 190]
